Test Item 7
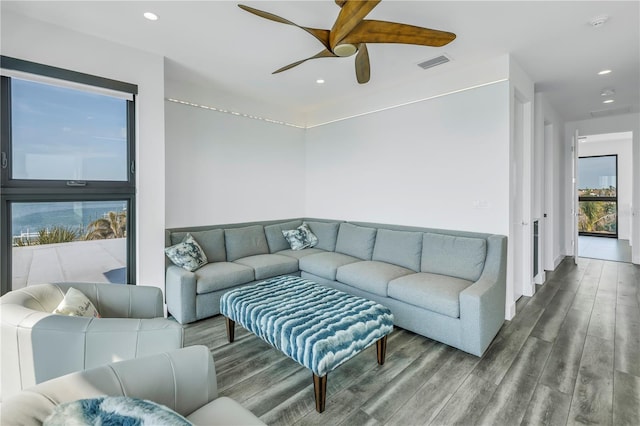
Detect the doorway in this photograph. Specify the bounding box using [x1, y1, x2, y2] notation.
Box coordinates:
[576, 132, 633, 262]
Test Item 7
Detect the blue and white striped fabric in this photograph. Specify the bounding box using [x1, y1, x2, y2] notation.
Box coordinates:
[220, 276, 394, 377]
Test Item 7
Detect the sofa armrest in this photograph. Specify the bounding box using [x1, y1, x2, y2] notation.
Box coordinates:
[0, 346, 217, 426]
[27, 316, 183, 387]
[166, 265, 198, 324]
[459, 235, 507, 356]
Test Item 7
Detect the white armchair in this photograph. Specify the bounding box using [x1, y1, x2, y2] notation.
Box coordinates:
[0, 345, 264, 426]
[0, 282, 183, 400]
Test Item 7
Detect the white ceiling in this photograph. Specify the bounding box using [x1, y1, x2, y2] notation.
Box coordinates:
[3, 1, 639, 124]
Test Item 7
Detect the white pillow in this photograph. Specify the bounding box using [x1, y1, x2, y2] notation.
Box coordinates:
[53, 287, 101, 318]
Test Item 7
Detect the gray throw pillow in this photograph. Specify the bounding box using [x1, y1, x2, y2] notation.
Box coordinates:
[165, 233, 208, 272]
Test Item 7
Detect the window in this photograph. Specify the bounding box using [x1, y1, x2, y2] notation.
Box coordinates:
[1, 56, 137, 295]
[578, 155, 618, 238]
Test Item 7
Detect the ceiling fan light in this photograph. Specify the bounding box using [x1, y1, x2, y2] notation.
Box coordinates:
[334, 44, 358, 57]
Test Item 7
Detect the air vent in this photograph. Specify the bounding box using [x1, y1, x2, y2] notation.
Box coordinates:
[590, 106, 631, 118]
[417, 54, 451, 70]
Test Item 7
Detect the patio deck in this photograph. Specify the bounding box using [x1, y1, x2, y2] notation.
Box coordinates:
[11, 238, 126, 290]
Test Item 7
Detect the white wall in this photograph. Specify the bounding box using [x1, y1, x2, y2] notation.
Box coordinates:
[578, 134, 633, 240]
[305, 81, 511, 236]
[1, 12, 167, 290]
[565, 113, 640, 264]
[164, 81, 306, 227]
[535, 93, 566, 271]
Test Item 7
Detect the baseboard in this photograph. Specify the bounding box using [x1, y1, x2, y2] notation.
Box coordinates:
[505, 301, 516, 320]
[553, 255, 565, 269]
[534, 271, 545, 285]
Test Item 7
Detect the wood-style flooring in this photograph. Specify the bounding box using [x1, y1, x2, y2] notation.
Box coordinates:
[182, 258, 640, 425]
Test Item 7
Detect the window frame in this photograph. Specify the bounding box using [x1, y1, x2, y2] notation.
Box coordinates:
[0, 56, 138, 294]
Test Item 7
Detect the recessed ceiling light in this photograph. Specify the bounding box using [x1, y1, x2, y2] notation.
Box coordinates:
[603, 99, 615, 104]
[143, 12, 158, 21]
[598, 69, 612, 75]
[316, 79, 325, 84]
[600, 88, 615, 96]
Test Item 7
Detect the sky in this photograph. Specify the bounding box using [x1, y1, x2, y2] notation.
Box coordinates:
[578, 156, 617, 189]
[11, 78, 128, 181]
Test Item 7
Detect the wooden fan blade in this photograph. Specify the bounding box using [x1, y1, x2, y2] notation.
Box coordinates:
[355, 44, 370, 84]
[273, 49, 337, 74]
[334, 0, 347, 7]
[342, 20, 456, 47]
[238, 4, 330, 49]
[330, 0, 381, 49]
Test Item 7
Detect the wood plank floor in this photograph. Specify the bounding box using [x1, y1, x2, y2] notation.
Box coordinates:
[183, 258, 640, 425]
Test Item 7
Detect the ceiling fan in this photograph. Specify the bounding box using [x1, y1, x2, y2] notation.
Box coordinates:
[238, 0, 456, 84]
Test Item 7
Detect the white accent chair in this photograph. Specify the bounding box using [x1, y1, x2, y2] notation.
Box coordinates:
[0, 345, 264, 426]
[0, 282, 183, 400]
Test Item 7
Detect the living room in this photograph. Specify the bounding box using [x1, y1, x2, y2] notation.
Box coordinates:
[1, 1, 639, 425]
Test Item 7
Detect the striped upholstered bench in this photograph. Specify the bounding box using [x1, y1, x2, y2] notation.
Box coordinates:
[220, 276, 394, 412]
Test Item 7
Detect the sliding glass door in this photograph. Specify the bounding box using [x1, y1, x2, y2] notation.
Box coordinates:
[578, 155, 618, 237]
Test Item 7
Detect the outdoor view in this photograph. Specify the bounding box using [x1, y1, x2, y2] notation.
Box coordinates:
[11, 201, 128, 287]
[578, 155, 617, 236]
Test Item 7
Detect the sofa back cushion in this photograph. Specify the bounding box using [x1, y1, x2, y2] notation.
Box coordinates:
[264, 220, 303, 253]
[335, 223, 377, 260]
[170, 229, 226, 263]
[225, 225, 269, 262]
[306, 221, 340, 251]
[372, 229, 422, 271]
[421, 233, 487, 282]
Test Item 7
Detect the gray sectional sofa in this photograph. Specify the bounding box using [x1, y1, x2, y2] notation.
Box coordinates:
[165, 218, 507, 356]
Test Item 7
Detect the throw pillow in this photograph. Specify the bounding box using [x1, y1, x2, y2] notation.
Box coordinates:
[53, 287, 101, 318]
[165, 233, 208, 272]
[282, 223, 318, 251]
[44, 396, 193, 426]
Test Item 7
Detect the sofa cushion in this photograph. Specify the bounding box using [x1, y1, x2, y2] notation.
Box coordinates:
[299, 252, 360, 281]
[224, 225, 269, 262]
[277, 248, 325, 260]
[336, 261, 413, 297]
[334, 223, 377, 260]
[171, 229, 226, 263]
[388, 272, 473, 318]
[165, 233, 209, 272]
[234, 254, 299, 281]
[195, 262, 255, 294]
[305, 221, 340, 252]
[421, 233, 487, 282]
[372, 229, 422, 272]
[264, 220, 303, 253]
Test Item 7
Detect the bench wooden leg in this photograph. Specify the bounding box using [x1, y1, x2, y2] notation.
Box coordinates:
[225, 317, 235, 343]
[376, 335, 387, 365]
[312, 373, 327, 413]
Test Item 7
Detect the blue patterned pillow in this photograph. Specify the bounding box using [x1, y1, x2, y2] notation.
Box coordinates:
[165, 233, 208, 272]
[282, 222, 318, 251]
[44, 396, 193, 426]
